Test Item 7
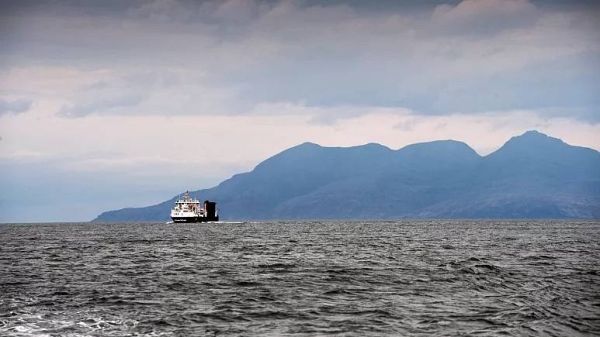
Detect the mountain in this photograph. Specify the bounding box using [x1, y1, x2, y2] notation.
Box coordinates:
[93, 131, 600, 221]
[413, 131, 600, 219]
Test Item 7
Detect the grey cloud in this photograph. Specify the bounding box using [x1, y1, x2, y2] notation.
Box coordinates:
[78, 81, 110, 91]
[0, 0, 144, 17]
[428, 0, 539, 37]
[55, 70, 242, 117]
[220, 37, 600, 122]
[129, 0, 271, 26]
[0, 98, 33, 115]
[57, 71, 170, 117]
[2, 0, 600, 123]
[59, 93, 145, 118]
[429, 52, 600, 121]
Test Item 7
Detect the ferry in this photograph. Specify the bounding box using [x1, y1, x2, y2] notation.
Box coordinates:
[170, 191, 219, 223]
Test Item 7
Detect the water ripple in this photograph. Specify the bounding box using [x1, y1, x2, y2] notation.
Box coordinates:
[1, 220, 599, 336]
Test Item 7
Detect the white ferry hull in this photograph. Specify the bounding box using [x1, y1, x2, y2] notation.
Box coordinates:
[171, 215, 219, 223]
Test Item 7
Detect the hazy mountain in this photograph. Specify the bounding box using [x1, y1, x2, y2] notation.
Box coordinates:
[93, 131, 600, 221]
[423, 130, 600, 219]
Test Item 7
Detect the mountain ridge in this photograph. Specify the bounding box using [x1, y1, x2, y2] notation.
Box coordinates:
[93, 130, 600, 221]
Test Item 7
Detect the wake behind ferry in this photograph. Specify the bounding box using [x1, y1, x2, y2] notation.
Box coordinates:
[170, 191, 219, 223]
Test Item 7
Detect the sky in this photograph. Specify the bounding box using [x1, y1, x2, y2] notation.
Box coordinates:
[1, 0, 599, 222]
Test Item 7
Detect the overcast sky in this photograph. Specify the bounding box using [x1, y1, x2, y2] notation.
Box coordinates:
[1, 0, 599, 222]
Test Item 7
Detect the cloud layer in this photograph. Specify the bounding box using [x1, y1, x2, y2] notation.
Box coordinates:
[2, 0, 599, 120]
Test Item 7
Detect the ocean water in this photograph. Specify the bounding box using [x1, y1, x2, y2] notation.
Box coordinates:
[0, 221, 599, 336]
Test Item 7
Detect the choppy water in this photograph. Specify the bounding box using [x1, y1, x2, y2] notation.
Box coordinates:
[1, 221, 599, 336]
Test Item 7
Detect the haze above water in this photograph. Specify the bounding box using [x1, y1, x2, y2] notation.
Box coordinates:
[1, 220, 599, 336]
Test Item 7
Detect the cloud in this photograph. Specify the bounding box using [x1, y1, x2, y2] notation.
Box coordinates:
[1, 0, 599, 122]
[58, 93, 144, 118]
[131, 0, 269, 25]
[0, 98, 32, 115]
[79, 80, 109, 91]
[430, 0, 537, 37]
[54, 70, 242, 117]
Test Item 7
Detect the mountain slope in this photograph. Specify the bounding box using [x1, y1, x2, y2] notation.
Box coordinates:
[417, 131, 600, 218]
[93, 131, 600, 221]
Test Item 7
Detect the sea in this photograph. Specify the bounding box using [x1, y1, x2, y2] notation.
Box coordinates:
[0, 220, 599, 336]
